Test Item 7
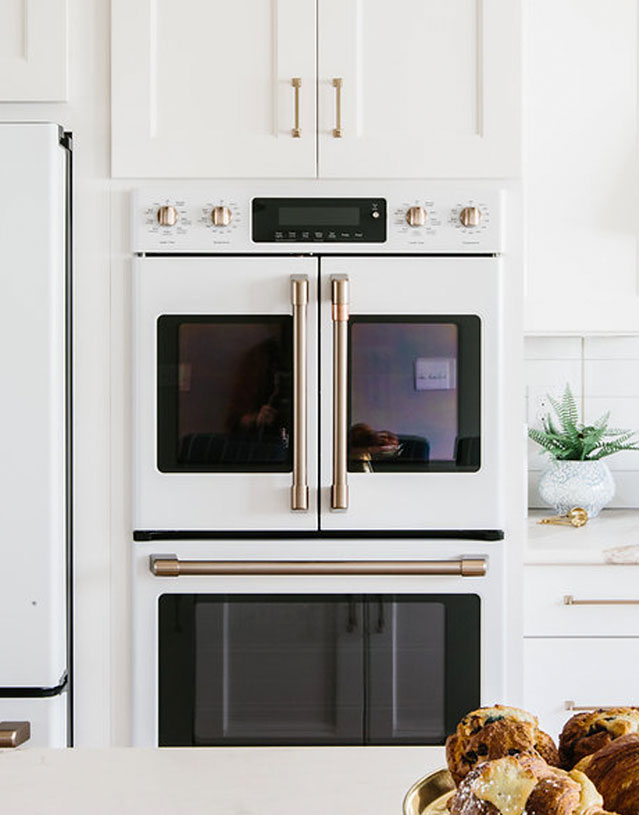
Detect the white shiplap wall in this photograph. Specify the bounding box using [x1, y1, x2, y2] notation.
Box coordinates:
[526, 336, 639, 508]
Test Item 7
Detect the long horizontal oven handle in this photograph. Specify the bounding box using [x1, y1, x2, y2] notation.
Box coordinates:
[0, 721, 30, 748]
[149, 556, 487, 578]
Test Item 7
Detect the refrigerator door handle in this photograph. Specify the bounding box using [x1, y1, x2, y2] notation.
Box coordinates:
[331, 275, 349, 510]
[0, 721, 30, 748]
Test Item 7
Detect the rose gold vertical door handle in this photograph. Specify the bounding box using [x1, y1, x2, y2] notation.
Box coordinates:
[291, 276, 309, 510]
[332, 78, 343, 138]
[331, 275, 349, 510]
[291, 78, 301, 138]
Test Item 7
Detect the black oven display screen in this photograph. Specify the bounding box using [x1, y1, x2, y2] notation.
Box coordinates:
[278, 207, 360, 226]
[157, 315, 293, 472]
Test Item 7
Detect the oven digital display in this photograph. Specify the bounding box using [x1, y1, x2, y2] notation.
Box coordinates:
[278, 206, 361, 227]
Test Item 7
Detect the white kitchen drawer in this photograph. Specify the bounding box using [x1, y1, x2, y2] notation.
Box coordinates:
[524, 565, 639, 636]
[524, 637, 639, 740]
[0, 694, 67, 749]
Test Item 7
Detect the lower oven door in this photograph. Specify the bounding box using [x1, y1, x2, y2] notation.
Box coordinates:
[133, 540, 503, 747]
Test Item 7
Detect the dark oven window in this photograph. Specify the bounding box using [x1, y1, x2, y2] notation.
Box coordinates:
[348, 316, 481, 472]
[157, 316, 293, 472]
[158, 594, 480, 747]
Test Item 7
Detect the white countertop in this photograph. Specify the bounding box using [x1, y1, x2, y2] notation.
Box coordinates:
[0, 746, 446, 815]
[526, 508, 639, 565]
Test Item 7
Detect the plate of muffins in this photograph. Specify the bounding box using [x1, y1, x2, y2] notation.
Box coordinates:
[403, 704, 639, 815]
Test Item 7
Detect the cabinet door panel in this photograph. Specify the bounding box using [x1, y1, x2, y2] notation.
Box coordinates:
[318, 0, 520, 178]
[112, 0, 316, 178]
[0, 0, 67, 101]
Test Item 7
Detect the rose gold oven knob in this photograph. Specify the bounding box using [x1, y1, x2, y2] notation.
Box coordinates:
[211, 206, 233, 227]
[405, 206, 427, 227]
[459, 206, 482, 227]
[157, 205, 178, 226]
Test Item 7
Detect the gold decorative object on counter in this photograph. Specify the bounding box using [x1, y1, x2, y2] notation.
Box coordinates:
[402, 769, 455, 815]
[537, 507, 589, 527]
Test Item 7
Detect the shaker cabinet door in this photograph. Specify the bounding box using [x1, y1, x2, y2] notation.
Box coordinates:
[317, 0, 521, 178]
[0, 0, 67, 101]
[112, 0, 316, 178]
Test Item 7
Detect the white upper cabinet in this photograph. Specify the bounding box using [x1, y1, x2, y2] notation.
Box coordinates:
[318, 0, 521, 178]
[111, 0, 317, 178]
[112, 0, 521, 178]
[0, 0, 67, 101]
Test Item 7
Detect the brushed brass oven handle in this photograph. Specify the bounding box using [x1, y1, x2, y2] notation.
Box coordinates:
[291, 77, 301, 138]
[291, 276, 309, 511]
[564, 595, 639, 606]
[150, 556, 487, 578]
[331, 275, 349, 510]
[0, 721, 30, 748]
[564, 701, 620, 712]
[332, 77, 343, 138]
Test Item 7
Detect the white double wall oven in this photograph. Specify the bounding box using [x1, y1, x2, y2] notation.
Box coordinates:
[131, 181, 511, 748]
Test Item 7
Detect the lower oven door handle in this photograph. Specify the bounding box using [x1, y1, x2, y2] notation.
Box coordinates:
[150, 556, 487, 577]
[291, 275, 309, 511]
[0, 721, 30, 748]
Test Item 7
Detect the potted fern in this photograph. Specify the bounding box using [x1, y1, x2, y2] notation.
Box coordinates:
[529, 384, 639, 517]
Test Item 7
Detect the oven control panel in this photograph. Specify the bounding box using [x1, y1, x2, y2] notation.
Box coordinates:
[133, 185, 504, 254]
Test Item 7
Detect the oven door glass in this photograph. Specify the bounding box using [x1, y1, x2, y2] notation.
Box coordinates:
[348, 317, 480, 473]
[157, 316, 293, 472]
[158, 593, 479, 746]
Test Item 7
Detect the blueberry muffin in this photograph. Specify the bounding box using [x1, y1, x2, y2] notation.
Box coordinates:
[445, 705, 560, 785]
[559, 708, 639, 769]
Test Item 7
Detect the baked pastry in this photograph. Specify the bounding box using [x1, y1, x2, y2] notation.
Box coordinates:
[445, 705, 560, 785]
[448, 753, 615, 815]
[559, 707, 639, 769]
[576, 733, 639, 815]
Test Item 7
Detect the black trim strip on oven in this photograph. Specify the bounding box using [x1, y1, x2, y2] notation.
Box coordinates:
[134, 529, 504, 542]
[0, 675, 68, 698]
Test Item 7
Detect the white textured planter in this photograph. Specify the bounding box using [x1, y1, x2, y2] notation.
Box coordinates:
[538, 460, 615, 518]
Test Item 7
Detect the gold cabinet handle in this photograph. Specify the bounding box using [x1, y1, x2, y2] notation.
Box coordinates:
[331, 275, 349, 510]
[332, 77, 343, 138]
[291, 276, 309, 510]
[0, 721, 30, 748]
[291, 77, 301, 138]
[564, 701, 621, 712]
[564, 595, 639, 606]
[150, 556, 487, 578]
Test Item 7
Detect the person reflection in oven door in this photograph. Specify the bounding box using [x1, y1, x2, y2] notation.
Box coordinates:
[224, 337, 291, 464]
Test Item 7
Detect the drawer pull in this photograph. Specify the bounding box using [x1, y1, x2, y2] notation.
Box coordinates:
[150, 556, 487, 578]
[291, 77, 301, 138]
[564, 595, 639, 606]
[564, 701, 622, 712]
[0, 721, 30, 748]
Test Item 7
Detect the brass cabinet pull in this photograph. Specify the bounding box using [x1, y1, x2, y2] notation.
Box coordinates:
[564, 595, 639, 606]
[331, 275, 349, 510]
[0, 721, 30, 748]
[332, 77, 343, 138]
[291, 77, 301, 138]
[291, 276, 309, 510]
[150, 556, 487, 578]
[564, 701, 620, 712]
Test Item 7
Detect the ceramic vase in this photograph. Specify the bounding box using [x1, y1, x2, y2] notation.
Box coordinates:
[538, 459, 615, 518]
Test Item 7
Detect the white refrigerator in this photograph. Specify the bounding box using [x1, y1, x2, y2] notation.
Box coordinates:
[0, 122, 71, 748]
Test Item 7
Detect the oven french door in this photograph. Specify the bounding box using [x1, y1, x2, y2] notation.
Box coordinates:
[134, 254, 501, 533]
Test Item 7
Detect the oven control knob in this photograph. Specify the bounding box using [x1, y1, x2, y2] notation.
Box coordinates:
[459, 206, 482, 228]
[406, 206, 427, 227]
[157, 205, 178, 227]
[211, 206, 233, 227]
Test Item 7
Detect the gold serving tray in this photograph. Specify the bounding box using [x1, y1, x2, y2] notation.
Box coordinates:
[403, 769, 456, 815]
